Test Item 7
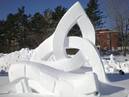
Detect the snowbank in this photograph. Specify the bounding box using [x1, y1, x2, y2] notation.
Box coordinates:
[102, 55, 129, 74]
[0, 48, 33, 72]
[0, 48, 129, 74]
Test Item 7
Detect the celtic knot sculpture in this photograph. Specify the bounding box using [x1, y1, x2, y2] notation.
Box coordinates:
[1, 1, 128, 97]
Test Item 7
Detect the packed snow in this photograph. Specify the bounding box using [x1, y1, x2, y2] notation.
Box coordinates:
[102, 54, 129, 74]
[0, 49, 129, 97]
[0, 48, 129, 75]
[0, 48, 33, 73]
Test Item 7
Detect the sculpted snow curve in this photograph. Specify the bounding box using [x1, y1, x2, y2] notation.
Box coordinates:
[53, 2, 95, 60]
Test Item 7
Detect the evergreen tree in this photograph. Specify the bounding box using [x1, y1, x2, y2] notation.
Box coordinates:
[16, 6, 30, 48]
[30, 12, 45, 33]
[3, 6, 29, 52]
[52, 6, 67, 27]
[52, 6, 67, 21]
[86, 0, 103, 29]
[43, 9, 54, 37]
[0, 20, 7, 52]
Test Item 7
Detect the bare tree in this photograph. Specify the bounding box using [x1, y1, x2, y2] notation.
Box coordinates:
[104, 0, 129, 56]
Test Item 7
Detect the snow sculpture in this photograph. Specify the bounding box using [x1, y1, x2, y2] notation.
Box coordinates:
[104, 54, 128, 73]
[109, 54, 115, 64]
[108, 54, 118, 73]
[1, 1, 129, 97]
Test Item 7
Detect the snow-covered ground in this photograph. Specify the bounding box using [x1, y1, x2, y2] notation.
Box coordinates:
[102, 54, 129, 73]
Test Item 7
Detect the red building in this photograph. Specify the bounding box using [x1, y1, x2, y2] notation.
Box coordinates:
[96, 29, 119, 50]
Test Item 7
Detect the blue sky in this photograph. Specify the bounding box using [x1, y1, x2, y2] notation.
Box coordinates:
[0, 0, 89, 20]
[1, 0, 128, 29]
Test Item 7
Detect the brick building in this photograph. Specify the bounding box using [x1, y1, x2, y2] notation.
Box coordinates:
[96, 29, 119, 50]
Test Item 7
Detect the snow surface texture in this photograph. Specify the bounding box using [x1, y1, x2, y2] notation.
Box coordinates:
[102, 54, 129, 73]
[1, 49, 129, 74]
[0, 48, 33, 72]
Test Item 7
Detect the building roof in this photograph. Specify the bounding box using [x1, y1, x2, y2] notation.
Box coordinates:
[96, 28, 119, 33]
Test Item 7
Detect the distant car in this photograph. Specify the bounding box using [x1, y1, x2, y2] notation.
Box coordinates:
[104, 50, 120, 56]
